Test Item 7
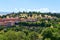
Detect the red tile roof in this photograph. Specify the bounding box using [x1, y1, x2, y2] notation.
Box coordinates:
[0, 18, 20, 26]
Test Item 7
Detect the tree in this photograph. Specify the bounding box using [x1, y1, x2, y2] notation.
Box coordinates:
[41, 28, 53, 40]
[40, 22, 46, 27]
[28, 32, 39, 40]
[15, 31, 26, 40]
[5, 30, 17, 40]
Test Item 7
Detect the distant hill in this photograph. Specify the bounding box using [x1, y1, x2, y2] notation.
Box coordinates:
[0, 12, 11, 16]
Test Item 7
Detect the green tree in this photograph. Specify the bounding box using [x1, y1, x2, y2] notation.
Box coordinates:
[41, 28, 53, 40]
[5, 30, 17, 40]
[15, 31, 26, 40]
[28, 32, 39, 40]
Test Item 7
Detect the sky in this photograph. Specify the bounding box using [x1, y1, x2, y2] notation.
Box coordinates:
[0, 0, 60, 14]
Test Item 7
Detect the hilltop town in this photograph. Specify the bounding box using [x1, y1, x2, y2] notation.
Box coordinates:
[0, 12, 58, 26]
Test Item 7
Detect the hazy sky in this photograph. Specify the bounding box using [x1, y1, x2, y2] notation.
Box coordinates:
[0, 0, 60, 13]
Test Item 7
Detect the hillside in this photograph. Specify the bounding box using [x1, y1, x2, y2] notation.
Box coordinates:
[0, 12, 60, 40]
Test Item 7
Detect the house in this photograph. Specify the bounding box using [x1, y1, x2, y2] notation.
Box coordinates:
[27, 17, 37, 22]
[19, 14, 28, 17]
